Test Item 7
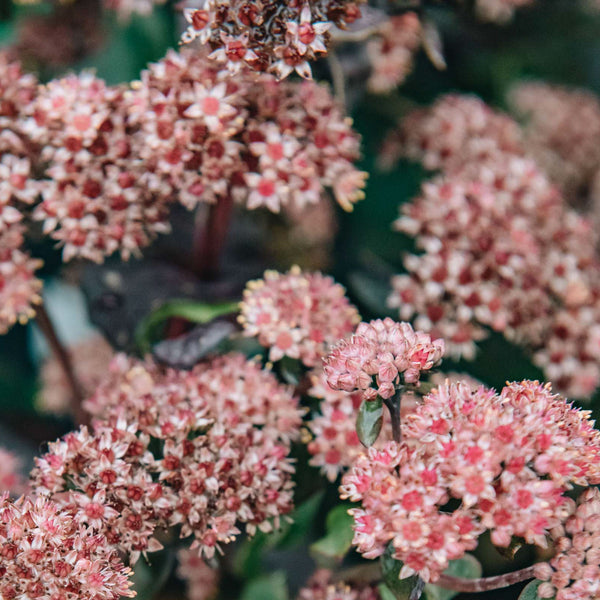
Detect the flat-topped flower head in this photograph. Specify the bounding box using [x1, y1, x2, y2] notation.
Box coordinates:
[133, 49, 365, 213]
[31, 72, 173, 262]
[534, 487, 600, 600]
[181, 1, 365, 79]
[388, 150, 600, 398]
[239, 267, 360, 367]
[380, 94, 523, 173]
[0, 494, 134, 600]
[324, 318, 444, 400]
[341, 379, 600, 582]
[34, 352, 301, 560]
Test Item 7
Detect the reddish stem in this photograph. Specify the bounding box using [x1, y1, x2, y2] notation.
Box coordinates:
[36, 304, 87, 425]
[193, 195, 234, 281]
[436, 565, 536, 593]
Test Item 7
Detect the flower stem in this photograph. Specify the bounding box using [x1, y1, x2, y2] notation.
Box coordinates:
[437, 565, 536, 592]
[193, 195, 234, 281]
[383, 387, 402, 442]
[35, 303, 87, 424]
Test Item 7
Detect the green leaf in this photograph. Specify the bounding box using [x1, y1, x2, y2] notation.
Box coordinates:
[278, 356, 303, 385]
[379, 584, 400, 600]
[240, 572, 289, 600]
[309, 504, 355, 566]
[356, 398, 383, 447]
[135, 299, 238, 353]
[424, 555, 483, 600]
[518, 580, 548, 600]
[381, 544, 422, 600]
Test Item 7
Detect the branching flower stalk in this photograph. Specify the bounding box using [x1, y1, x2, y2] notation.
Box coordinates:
[382, 388, 402, 443]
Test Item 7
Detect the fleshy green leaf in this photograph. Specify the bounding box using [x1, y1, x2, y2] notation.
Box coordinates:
[381, 544, 422, 600]
[135, 299, 238, 353]
[357, 398, 383, 446]
[309, 504, 354, 566]
[278, 356, 304, 385]
[240, 572, 289, 600]
[518, 580, 548, 600]
[379, 584, 400, 600]
[424, 555, 483, 600]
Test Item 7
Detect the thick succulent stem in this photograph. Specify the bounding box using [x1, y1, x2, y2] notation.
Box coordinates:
[193, 195, 234, 281]
[35, 303, 87, 424]
[437, 565, 537, 592]
[383, 387, 402, 442]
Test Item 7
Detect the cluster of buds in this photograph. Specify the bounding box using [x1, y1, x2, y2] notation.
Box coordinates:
[325, 318, 444, 401]
[341, 379, 600, 582]
[386, 94, 600, 398]
[239, 267, 360, 367]
[182, 1, 365, 79]
[0, 494, 134, 600]
[32, 352, 302, 561]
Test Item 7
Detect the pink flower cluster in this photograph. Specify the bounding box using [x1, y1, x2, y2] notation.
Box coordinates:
[324, 318, 444, 400]
[29, 72, 173, 263]
[298, 569, 379, 600]
[0, 494, 134, 600]
[366, 13, 422, 94]
[381, 94, 523, 173]
[177, 547, 219, 600]
[341, 380, 600, 582]
[0, 448, 26, 496]
[389, 150, 600, 397]
[0, 49, 365, 267]
[306, 369, 399, 481]
[239, 267, 360, 367]
[508, 81, 600, 203]
[0, 53, 43, 332]
[181, 1, 365, 79]
[535, 487, 600, 600]
[32, 352, 302, 561]
[133, 49, 366, 213]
